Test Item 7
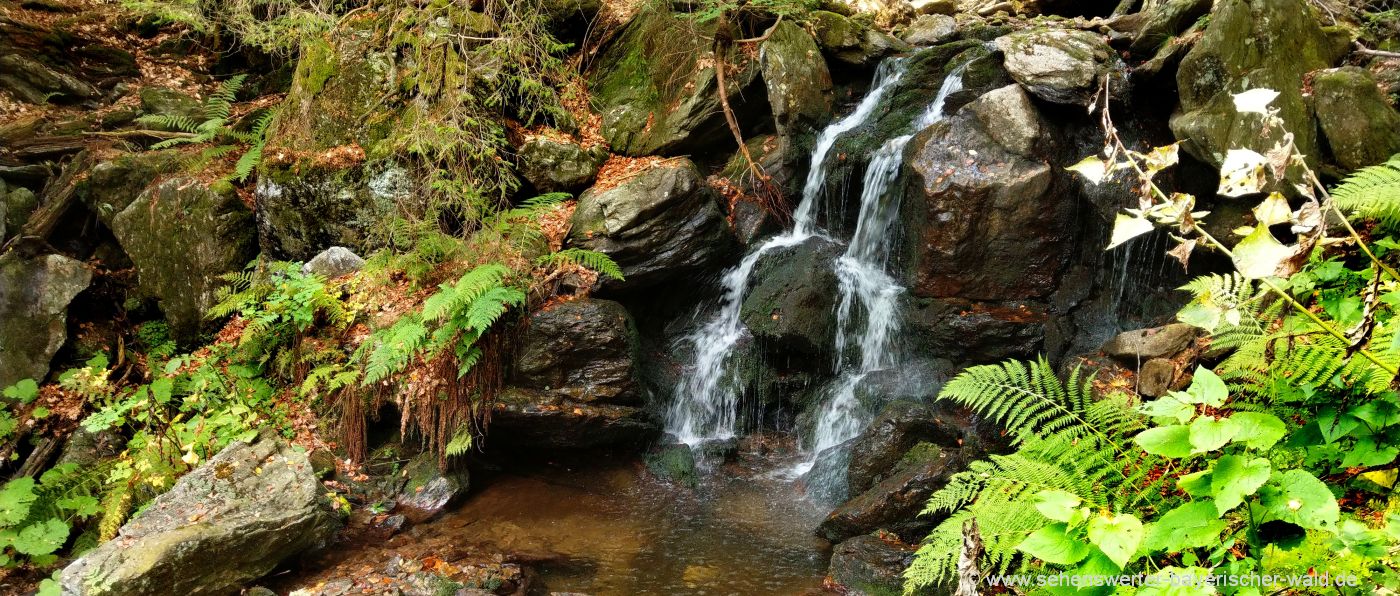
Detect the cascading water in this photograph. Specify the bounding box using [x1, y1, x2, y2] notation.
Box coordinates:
[800, 67, 968, 468]
[664, 59, 911, 446]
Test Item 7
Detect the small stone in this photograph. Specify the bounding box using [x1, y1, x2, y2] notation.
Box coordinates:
[1102, 324, 1197, 362]
[1136, 358, 1177, 398]
[301, 246, 366, 279]
[909, 0, 957, 15]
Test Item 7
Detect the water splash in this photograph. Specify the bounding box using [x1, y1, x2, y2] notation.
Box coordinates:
[664, 59, 912, 446]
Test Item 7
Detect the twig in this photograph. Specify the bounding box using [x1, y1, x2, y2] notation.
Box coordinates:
[1354, 41, 1400, 59]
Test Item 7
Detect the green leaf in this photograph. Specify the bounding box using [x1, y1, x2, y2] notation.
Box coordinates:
[1034, 490, 1083, 523]
[1139, 394, 1196, 424]
[1226, 412, 1287, 451]
[1350, 397, 1400, 428]
[1017, 523, 1091, 565]
[1178, 470, 1213, 497]
[1137, 567, 1218, 596]
[1184, 367, 1227, 407]
[3, 380, 38, 404]
[1143, 502, 1229, 552]
[0, 478, 38, 526]
[12, 519, 68, 556]
[56, 495, 100, 518]
[1135, 425, 1193, 458]
[1086, 513, 1143, 568]
[1232, 225, 1296, 279]
[1256, 469, 1339, 530]
[1316, 408, 1359, 444]
[1108, 213, 1155, 250]
[1210, 455, 1271, 516]
[1189, 417, 1236, 454]
[1340, 435, 1399, 468]
[1068, 155, 1109, 185]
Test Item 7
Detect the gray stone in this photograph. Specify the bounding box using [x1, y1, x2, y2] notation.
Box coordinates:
[968, 84, 1042, 157]
[847, 401, 963, 494]
[995, 28, 1122, 105]
[739, 236, 841, 360]
[1136, 357, 1177, 398]
[910, 0, 958, 15]
[396, 453, 469, 523]
[60, 434, 341, 595]
[828, 534, 917, 596]
[760, 20, 833, 136]
[513, 298, 641, 405]
[111, 177, 257, 343]
[0, 54, 99, 104]
[518, 137, 608, 194]
[138, 87, 203, 121]
[0, 253, 91, 388]
[256, 164, 408, 261]
[817, 448, 966, 543]
[568, 159, 735, 291]
[4, 186, 37, 234]
[903, 14, 957, 46]
[302, 246, 366, 279]
[1129, 0, 1212, 56]
[1313, 67, 1400, 171]
[1102, 323, 1197, 362]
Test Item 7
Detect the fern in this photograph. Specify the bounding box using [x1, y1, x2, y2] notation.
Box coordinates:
[535, 248, 625, 281]
[231, 109, 275, 182]
[444, 424, 474, 457]
[1333, 153, 1400, 228]
[905, 362, 1165, 590]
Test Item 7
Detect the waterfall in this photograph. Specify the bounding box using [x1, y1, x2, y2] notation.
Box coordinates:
[665, 59, 911, 446]
[802, 65, 967, 471]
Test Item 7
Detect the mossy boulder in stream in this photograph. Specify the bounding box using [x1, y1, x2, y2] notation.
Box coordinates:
[60, 433, 340, 595]
[0, 252, 91, 388]
[760, 20, 833, 137]
[846, 401, 964, 494]
[588, 8, 764, 156]
[1313, 67, 1400, 171]
[111, 176, 257, 344]
[568, 159, 735, 292]
[395, 453, 470, 523]
[806, 10, 909, 66]
[739, 236, 841, 365]
[1171, 0, 1349, 168]
[827, 533, 917, 596]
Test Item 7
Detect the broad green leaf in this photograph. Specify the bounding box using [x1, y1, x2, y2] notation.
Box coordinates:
[1189, 417, 1236, 454]
[56, 495, 100, 518]
[1350, 398, 1400, 428]
[1087, 513, 1143, 568]
[2, 379, 38, 404]
[1232, 225, 1297, 279]
[1226, 412, 1287, 450]
[1218, 149, 1267, 197]
[1135, 425, 1193, 458]
[1257, 469, 1339, 530]
[1144, 502, 1229, 552]
[1177, 301, 1223, 332]
[1232, 88, 1279, 114]
[1068, 155, 1109, 185]
[12, 519, 68, 556]
[1316, 409, 1359, 444]
[149, 377, 173, 405]
[0, 478, 38, 526]
[1107, 213, 1155, 250]
[1034, 490, 1083, 523]
[1178, 470, 1213, 497]
[1210, 455, 1271, 515]
[1185, 367, 1228, 406]
[1140, 394, 1196, 424]
[1017, 523, 1091, 565]
[1340, 435, 1399, 468]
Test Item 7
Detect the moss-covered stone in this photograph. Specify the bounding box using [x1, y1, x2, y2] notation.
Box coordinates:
[760, 20, 833, 137]
[267, 24, 398, 158]
[1172, 0, 1347, 168]
[518, 136, 607, 194]
[995, 27, 1122, 105]
[138, 87, 202, 121]
[645, 443, 699, 487]
[1313, 67, 1400, 171]
[111, 177, 257, 344]
[588, 8, 764, 156]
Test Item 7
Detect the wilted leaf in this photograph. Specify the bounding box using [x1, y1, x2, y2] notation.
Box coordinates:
[1108, 213, 1155, 249]
[1218, 149, 1268, 197]
[1143, 143, 1180, 177]
[1232, 225, 1297, 279]
[1233, 88, 1279, 115]
[1068, 155, 1109, 185]
[1167, 238, 1197, 269]
[1253, 193, 1292, 226]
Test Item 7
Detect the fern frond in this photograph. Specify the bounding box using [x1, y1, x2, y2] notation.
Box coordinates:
[536, 248, 625, 281]
[937, 358, 1107, 447]
[1333, 153, 1400, 228]
[135, 114, 200, 134]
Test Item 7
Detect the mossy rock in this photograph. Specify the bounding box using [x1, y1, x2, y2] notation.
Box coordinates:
[806, 10, 908, 66]
[1313, 67, 1400, 171]
[1171, 0, 1348, 168]
[0, 253, 91, 388]
[110, 177, 257, 344]
[255, 162, 410, 260]
[645, 443, 699, 487]
[588, 7, 764, 156]
[760, 20, 834, 136]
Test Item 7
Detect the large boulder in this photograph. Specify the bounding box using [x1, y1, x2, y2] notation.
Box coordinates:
[901, 83, 1065, 301]
[817, 447, 966, 543]
[759, 20, 833, 137]
[111, 177, 257, 343]
[517, 136, 608, 194]
[1171, 0, 1348, 168]
[1129, 0, 1213, 56]
[255, 163, 409, 261]
[739, 236, 841, 362]
[512, 298, 641, 405]
[567, 159, 735, 291]
[488, 388, 658, 449]
[903, 298, 1046, 364]
[60, 434, 341, 595]
[994, 28, 1122, 105]
[0, 253, 91, 388]
[828, 533, 917, 596]
[847, 401, 963, 494]
[588, 8, 763, 156]
[1313, 67, 1400, 171]
[806, 10, 908, 67]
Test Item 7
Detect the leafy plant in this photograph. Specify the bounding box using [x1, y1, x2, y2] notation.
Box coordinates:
[136, 75, 275, 183]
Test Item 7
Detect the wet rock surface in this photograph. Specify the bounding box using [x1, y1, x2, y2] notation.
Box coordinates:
[518, 137, 608, 194]
[828, 533, 918, 596]
[513, 298, 642, 405]
[0, 253, 91, 388]
[817, 447, 966, 543]
[739, 236, 842, 363]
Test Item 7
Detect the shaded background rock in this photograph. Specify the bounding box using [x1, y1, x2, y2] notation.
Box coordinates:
[0, 253, 91, 388]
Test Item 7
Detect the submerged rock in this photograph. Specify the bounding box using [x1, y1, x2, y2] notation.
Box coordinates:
[1313, 67, 1400, 171]
[395, 453, 470, 523]
[61, 433, 340, 595]
[518, 136, 608, 194]
[0, 252, 91, 388]
[301, 246, 365, 279]
[828, 533, 917, 596]
[513, 298, 641, 405]
[995, 28, 1122, 105]
[111, 176, 257, 343]
[567, 159, 735, 291]
[645, 443, 699, 486]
